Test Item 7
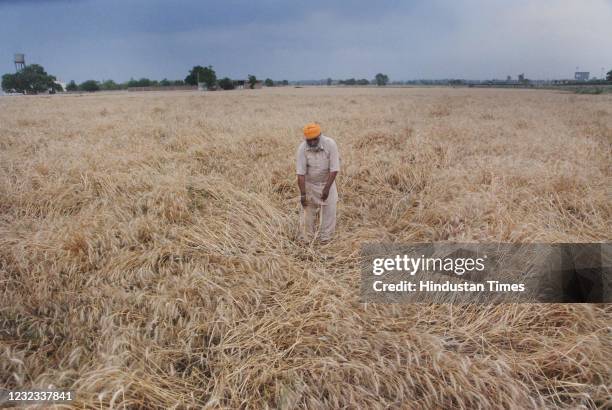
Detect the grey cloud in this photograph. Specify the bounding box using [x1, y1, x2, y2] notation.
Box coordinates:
[0, 0, 611, 82]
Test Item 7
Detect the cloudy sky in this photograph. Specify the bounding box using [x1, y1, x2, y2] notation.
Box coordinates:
[1, 0, 611, 83]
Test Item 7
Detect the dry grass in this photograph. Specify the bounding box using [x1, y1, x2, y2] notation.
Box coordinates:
[0, 87, 611, 409]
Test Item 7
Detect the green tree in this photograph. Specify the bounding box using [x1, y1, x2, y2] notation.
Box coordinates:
[124, 78, 155, 88]
[159, 78, 171, 86]
[341, 78, 356, 85]
[218, 77, 235, 90]
[248, 74, 257, 89]
[281, 80, 289, 86]
[375, 73, 389, 86]
[137, 78, 153, 87]
[100, 79, 120, 90]
[357, 78, 370, 85]
[1, 73, 19, 92]
[66, 80, 78, 91]
[264, 78, 274, 87]
[79, 80, 100, 92]
[607, 70, 612, 81]
[185, 65, 217, 88]
[1, 64, 61, 94]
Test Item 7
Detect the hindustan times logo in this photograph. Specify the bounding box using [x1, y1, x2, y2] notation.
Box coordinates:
[372, 254, 487, 276]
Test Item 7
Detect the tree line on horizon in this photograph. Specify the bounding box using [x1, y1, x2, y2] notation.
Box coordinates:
[4, 63, 612, 94]
[1, 64, 292, 94]
[1, 62, 393, 94]
[69, 66, 291, 92]
[335, 73, 390, 86]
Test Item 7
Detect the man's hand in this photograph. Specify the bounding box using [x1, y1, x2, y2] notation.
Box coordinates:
[297, 175, 306, 207]
[321, 187, 329, 201]
[321, 171, 337, 202]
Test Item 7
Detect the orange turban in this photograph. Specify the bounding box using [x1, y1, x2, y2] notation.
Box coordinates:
[303, 123, 321, 139]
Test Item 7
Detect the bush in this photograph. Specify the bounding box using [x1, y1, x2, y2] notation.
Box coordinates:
[185, 66, 216, 88]
[100, 80, 121, 90]
[126, 78, 156, 88]
[79, 80, 100, 92]
[575, 87, 604, 95]
[375, 73, 389, 86]
[66, 80, 78, 92]
[218, 77, 235, 90]
[248, 75, 257, 89]
[1, 64, 61, 94]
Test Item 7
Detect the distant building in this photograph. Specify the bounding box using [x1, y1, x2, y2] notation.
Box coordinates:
[54, 80, 66, 91]
[507, 75, 512, 82]
[234, 79, 262, 89]
[574, 72, 589, 81]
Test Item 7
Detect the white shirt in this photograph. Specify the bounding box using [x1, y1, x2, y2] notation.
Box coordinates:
[296, 135, 340, 205]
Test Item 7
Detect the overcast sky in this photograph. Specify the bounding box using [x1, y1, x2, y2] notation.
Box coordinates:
[1, 0, 611, 83]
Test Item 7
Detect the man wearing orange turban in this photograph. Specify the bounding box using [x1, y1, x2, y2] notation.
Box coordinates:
[296, 123, 340, 243]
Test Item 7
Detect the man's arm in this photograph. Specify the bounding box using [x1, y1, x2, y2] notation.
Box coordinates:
[296, 143, 308, 206]
[321, 171, 337, 201]
[297, 174, 307, 206]
[322, 139, 340, 201]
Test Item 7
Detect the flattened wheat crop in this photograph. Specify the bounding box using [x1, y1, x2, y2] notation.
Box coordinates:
[1, 87, 611, 408]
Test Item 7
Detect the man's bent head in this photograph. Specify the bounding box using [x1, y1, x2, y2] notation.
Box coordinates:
[303, 123, 321, 138]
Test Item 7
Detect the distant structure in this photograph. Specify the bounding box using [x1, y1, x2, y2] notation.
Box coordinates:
[233, 79, 262, 89]
[574, 72, 589, 81]
[518, 73, 525, 82]
[14, 53, 25, 72]
[506, 75, 512, 82]
[55, 80, 67, 91]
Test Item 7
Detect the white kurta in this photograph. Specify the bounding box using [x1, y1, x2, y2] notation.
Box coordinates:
[296, 135, 340, 241]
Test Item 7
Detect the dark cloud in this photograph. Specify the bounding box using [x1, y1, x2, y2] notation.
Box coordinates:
[1, 0, 611, 83]
[0, 0, 81, 4]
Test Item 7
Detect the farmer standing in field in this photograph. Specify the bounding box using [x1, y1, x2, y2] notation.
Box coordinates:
[296, 123, 340, 243]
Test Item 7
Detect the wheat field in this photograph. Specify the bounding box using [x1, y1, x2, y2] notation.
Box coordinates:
[1, 87, 610, 408]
